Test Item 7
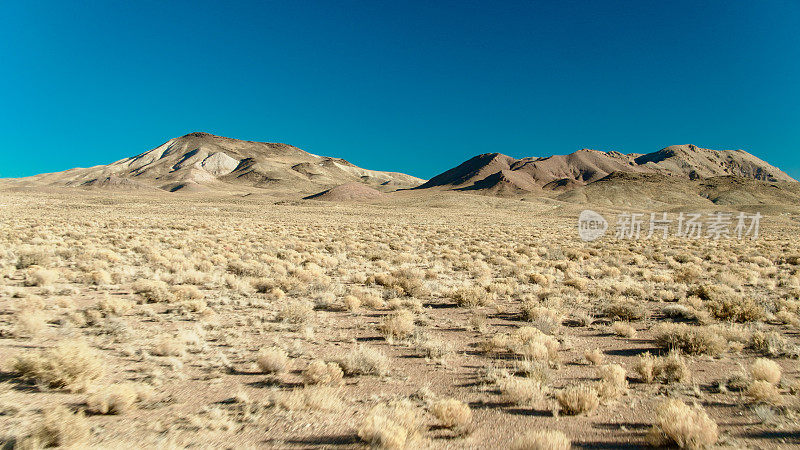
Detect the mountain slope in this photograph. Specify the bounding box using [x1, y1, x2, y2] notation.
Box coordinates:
[417, 145, 794, 196]
[1, 132, 425, 194]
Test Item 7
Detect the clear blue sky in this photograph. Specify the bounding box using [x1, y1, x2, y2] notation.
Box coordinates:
[2, 1, 799, 180]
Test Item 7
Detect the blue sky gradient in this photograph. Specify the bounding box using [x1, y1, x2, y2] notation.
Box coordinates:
[1, 1, 799, 179]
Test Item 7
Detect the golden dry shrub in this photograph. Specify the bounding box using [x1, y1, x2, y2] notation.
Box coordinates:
[358, 399, 424, 450]
[378, 309, 415, 340]
[14, 406, 90, 449]
[652, 323, 726, 356]
[89, 269, 112, 285]
[647, 399, 718, 449]
[14, 308, 48, 337]
[527, 272, 551, 287]
[15, 248, 53, 270]
[302, 360, 343, 385]
[25, 268, 59, 287]
[339, 345, 390, 377]
[750, 358, 781, 385]
[692, 283, 764, 323]
[635, 352, 657, 383]
[746, 380, 782, 405]
[257, 347, 290, 374]
[611, 321, 637, 338]
[344, 294, 361, 312]
[657, 351, 690, 384]
[133, 279, 175, 303]
[604, 299, 645, 321]
[97, 295, 133, 316]
[595, 364, 628, 401]
[11, 340, 104, 392]
[273, 386, 342, 412]
[151, 339, 185, 358]
[86, 383, 152, 414]
[430, 398, 472, 429]
[172, 284, 204, 301]
[556, 385, 599, 415]
[277, 299, 314, 324]
[512, 430, 571, 450]
[500, 377, 548, 406]
[450, 286, 494, 308]
[584, 348, 604, 365]
[520, 302, 561, 324]
[509, 327, 560, 364]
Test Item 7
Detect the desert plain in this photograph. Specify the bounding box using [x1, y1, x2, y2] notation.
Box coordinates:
[1, 187, 800, 449]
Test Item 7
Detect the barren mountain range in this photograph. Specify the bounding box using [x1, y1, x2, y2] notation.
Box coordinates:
[2, 133, 797, 206]
[414, 145, 794, 194]
[1, 132, 423, 195]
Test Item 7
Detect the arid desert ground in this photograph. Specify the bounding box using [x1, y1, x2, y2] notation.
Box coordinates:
[2, 190, 800, 449]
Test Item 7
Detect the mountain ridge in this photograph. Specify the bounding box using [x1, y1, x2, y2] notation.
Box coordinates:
[1, 132, 425, 194]
[415, 144, 795, 195]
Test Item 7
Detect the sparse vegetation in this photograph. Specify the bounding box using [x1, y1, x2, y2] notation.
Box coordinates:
[512, 430, 571, 450]
[0, 192, 796, 448]
[11, 340, 104, 391]
[556, 385, 599, 415]
[647, 399, 718, 448]
[257, 347, 290, 374]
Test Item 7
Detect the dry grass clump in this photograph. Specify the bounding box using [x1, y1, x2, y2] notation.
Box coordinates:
[653, 323, 726, 356]
[647, 399, 718, 448]
[749, 330, 795, 357]
[97, 295, 134, 316]
[343, 294, 361, 312]
[430, 398, 472, 430]
[277, 299, 314, 324]
[745, 380, 782, 405]
[511, 430, 571, 450]
[339, 345, 390, 377]
[584, 348, 604, 365]
[521, 302, 563, 332]
[25, 268, 58, 287]
[86, 383, 153, 414]
[11, 340, 104, 391]
[611, 321, 636, 338]
[750, 358, 781, 384]
[662, 303, 710, 324]
[692, 283, 764, 323]
[368, 270, 427, 297]
[415, 337, 452, 360]
[604, 299, 645, 321]
[15, 248, 53, 269]
[14, 308, 48, 337]
[595, 364, 628, 401]
[556, 384, 599, 415]
[272, 386, 342, 411]
[358, 399, 424, 449]
[302, 359, 343, 385]
[133, 279, 174, 303]
[635, 351, 690, 384]
[526, 272, 552, 287]
[487, 326, 561, 365]
[450, 286, 494, 307]
[353, 288, 385, 309]
[89, 269, 112, 285]
[257, 347, 290, 374]
[172, 284, 204, 301]
[500, 377, 549, 406]
[152, 339, 186, 358]
[14, 405, 90, 449]
[379, 310, 415, 340]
